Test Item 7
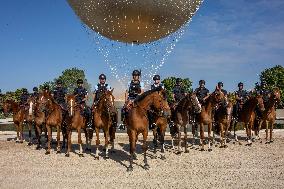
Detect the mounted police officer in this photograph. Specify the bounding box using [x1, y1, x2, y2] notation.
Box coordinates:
[258, 80, 271, 105]
[73, 79, 92, 130]
[172, 78, 186, 103]
[52, 80, 67, 111]
[19, 88, 30, 109]
[151, 75, 164, 90]
[194, 80, 209, 105]
[93, 74, 112, 105]
[31, 87, 39, 101]
[233, 82, 249, 119]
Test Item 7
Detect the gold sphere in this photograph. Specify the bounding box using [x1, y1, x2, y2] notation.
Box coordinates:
[68, 0, 203, 44]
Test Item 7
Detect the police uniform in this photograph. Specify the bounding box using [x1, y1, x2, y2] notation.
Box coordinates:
[53, 87, 67, 110]
[234, 89, 249, 118]
[151, 83, 164, 90]
[94, 83, 111, 103]
[127, 80, 145, 100]
[20, 92, 29, 108]
[194, 87, 209, 104]
[173, 85, 186, 102]
[259, 89, 271, 104]
[74, 87, 88, 105]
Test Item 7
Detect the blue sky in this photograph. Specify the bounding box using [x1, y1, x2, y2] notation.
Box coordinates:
[0, 0, 283, 96]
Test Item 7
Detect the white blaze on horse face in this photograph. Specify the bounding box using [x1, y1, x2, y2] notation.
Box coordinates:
[40, 96, 44, 101]
[195, 96, 202, 113]
[70, 99, 74, 116]
[29, 101, 33, 116]
[110, 95, 114, 106]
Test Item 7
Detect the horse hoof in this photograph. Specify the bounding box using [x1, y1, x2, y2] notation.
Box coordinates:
[56, 151, 61, 154]
[45, 151, 50, 155]
[160, 156, 166, 160]
[215, 144, 218, 147]
[224, 145, 228, 148]
[19, 141, 24, 144]
[184, 150, 189, 153]
[144, 164, 150, 170]
[104, 156, 110, 160]
[94, 156, 99, 160]
[232, 142, 235, 145]
[270, 140, 274, 143]
[238, 142, 242, 145]
[127, 167, 133, 172]
[151, 156, 157, 159]
[265, 141, 270, 144]
[260, 141, 263, 144]
[28, 142, 32, 146]
[79, 154, 84, 157]
[219, 146, 224, 149]
[208, 149, 213, 152]
[65, 153, 70, 157]
[36, 146, 41, 150]
[252, 139, 255, 142]
[200, 149, 205, 152]
[176, 151, 182, 155]
[15, 141, 19, 143]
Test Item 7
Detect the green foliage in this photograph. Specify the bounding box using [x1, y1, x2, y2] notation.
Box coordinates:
[256, 65, 284, 108]
[3, 89, 23, 102]
[162, 77, 192, 102]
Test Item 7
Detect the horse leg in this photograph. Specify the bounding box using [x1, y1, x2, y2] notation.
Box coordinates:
[246, 123, 252, 146]
[160, 129, 166, 160]
[36, 125, 42, 150]
[45, 125, 52, 155]
[56, 126, 61, 153]
[104, 128, 110, 159]
[61, 126, 67, 150]
[176, 124, 182, 154]
[78, 128, 84, 157]
[219, 123, 224, 148]
[85, 129, 92, 152]
[65, 130, 72, 157]
[200, 123, 205, 151]
[184, 124, 189, 153]
[208, 123, 213, 152]
[127, 130, 136, 172]
[142, 130, 149, 170]
[19, 123, 24, 143]
[269, 121, 274, 143]
[94, 128, 100, 160]
[153, 129, 157, 159]
[28, 122, 32, 146]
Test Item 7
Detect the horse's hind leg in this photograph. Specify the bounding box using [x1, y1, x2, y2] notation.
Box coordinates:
[142, 130, 150, 170]
[94, 128, 100, 160]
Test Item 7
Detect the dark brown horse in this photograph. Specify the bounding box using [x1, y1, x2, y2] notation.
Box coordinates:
[126, 89, 170, 172]
[170, 92, 201, 154]
[92, 89, 116, 159]
[234, 94, 265, 146]
[196, 89, 225, 151]
[65, 94, 88, 157]
[257, 88, 281, 143]
[3, 99, 26, 143]
[214, 99, 234, 148]
[42, 92, 64, 154]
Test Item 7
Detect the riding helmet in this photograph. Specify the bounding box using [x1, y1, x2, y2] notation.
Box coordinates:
[153, 75, 160, 81]
[199, 80, 205, 85]
[77, 79, 84, 84]
[22, 88, 28, 93]
[132, 70, 141, 76]
[218, 82, 223, 87]
[43, 85, 49, 90]
[56, 79, 63, 85]
[33, 87, 38, 92]
[99, 74, 106, 80]
[238, 82, 243, 87]
[176, 78, 182, 83]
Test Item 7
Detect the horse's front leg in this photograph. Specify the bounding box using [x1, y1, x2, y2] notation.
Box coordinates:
[85, 129, 92, 152]
[200, 122, 205, 151]
[94, 127, 100, 160]
[104, 127, 110, 159]
[127, 130, 136, 172]
[177, 124, 182, 154]
[35, 125, 41, 150]
[28, 122, 32, 146]
[142, 130, 149, 170]
[78, 128, 84, 157]
[208, 122, 213, 152]
[152, 129, 158, 159]
[45, 125, 52, 155]
[219, 123, 225, 148]
[15, 124, 20, 143]
[19, 123, 24, 143]
[246, 123, 252, 146]
[65, 129, 72, 157]
[160, 129, 166, 160]
[184, 124, 189, 153]
[269, 121, 274, 143]
[56, 125, 61, 153]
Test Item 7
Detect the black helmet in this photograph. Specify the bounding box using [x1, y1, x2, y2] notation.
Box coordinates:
[176, 78, 182, 83]
[77, 79, 83, 84]
[199, 80, 205, 85]
[33, 87, 38, 92]
[22, 88, 28, 93]
[43, 85, 49, 90]
[132, 70, 141, 76]
[153, 75, 160, 81]
[238, 82, 243, 87]
[56, 79, 63, 85]
[99, 74, 106, 80]
[218, 82, 223, 87]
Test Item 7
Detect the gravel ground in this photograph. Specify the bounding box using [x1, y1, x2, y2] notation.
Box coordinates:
[0, 130, 284, 189]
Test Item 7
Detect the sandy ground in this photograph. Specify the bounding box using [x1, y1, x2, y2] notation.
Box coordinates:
[0, 130, 284, 189]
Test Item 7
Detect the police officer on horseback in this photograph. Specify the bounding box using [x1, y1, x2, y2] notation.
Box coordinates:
[53, 80, 67, 110]
[19, 88, 30, 109]
[151, 75, 164, 90]
[194, 80, 209, 105]
[93, 74, 112, 105]
[258, 80, 271, 105]
[31, 87, 39, 101]
[233, 82, 249, 119]
[73, 79, 92, 130]
[172, 78, 186, 103]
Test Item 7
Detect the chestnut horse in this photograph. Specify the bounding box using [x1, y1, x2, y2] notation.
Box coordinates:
[126, 89, 170, 172]
[34, 93, 48, 150]
[92, 89, 116, 159]
[214, 99, 234, 148]
[233, 94, 265, 146]
[257, 88, 281, 143]
[26, 96, 37, 145]
[196, 89, 225, 151]
[3, 99, 26, 143]
[42, 93, 64, 154]
[170, 93, 201, 154]
[65, 94, 89, 157]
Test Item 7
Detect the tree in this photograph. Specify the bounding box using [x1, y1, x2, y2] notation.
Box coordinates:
[162, 77, 192, 102]
[256, 65, 284, 107]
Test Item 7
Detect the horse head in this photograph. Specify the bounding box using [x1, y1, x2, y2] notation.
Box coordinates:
[211, 87, 225, 104]
[188, 92, 201, 114]
[256, 94, 265, 112]
[272, 87, 281, 102]
[27, 96, 36, 116]
[99, 89, 116, 114]
[3, 99, 14, 117]
[152, 89, 171, 118]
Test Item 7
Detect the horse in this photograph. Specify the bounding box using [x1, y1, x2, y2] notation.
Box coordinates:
[92, 89, 116, 159]
[25, 96, 39, 146]
[214, 99, 234, 148]
[41, 92, 64, 154]
[126, 88, 170, 172]
[195, 89, 225, 151]
[3, 99, 26, 143]
[34, 93, 48, 150]
[65, 94, 89, 157]
[233, 94, 265, 146]
[170, 92, 201, 154]
[257, 88, 281, 144]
